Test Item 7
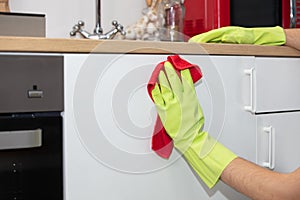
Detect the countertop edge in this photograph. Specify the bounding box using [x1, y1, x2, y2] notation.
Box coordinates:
[0, 36, 299, 57]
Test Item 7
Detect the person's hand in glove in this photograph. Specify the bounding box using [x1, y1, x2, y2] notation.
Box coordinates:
[189, 26, 286, 46]
[151, 61, 237, 188]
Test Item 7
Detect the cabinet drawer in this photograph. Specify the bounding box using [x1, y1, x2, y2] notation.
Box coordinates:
[254, 57, 300, 113]
[257, 112, 300, 173]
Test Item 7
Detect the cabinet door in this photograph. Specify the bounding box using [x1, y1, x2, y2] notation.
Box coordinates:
[64, 54, 255, 200]
[254, 57, 300, 113]
[185, 55, 257, 161]
[257, 112, 300, 172]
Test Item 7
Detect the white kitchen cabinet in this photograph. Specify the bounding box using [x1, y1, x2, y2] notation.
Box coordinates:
[244, 57, 300, 173]
[0, 39, 299, 200]
[256, 112, 300, 172]
[63, 54, 258, 200]
[251, 57, 300, 113]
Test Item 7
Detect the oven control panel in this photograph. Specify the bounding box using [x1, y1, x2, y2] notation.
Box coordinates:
[0, 55, 64, 113]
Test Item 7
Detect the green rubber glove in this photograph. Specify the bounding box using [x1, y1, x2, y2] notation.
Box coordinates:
[151, 61, 237, 188]
[188, 26, 286, 46]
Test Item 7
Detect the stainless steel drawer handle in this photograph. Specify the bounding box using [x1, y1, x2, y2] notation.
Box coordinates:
[0, 129, 42, 150]
[28, 90, 44, 98]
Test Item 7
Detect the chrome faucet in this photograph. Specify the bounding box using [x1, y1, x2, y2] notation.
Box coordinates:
[70, 0, 126, 39]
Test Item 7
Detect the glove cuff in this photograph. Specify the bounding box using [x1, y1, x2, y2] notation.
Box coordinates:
[252, 26, 286, 45]
[183, 136, 237, 188]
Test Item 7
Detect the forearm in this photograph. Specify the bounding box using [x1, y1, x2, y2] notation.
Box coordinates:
[221, 157, 300, 200]
[284, 28, 300, 51]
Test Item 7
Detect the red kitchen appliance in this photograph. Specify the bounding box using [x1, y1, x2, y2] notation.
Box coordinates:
[183, 0, 300, 39]
[282, 0, 300, 28]
[183, 0, 230, 38]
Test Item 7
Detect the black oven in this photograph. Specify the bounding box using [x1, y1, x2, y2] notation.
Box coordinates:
[0, 55, 63, 200]
[231, 0, 300, 28]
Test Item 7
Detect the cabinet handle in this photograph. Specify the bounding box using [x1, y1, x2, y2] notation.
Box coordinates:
[244, 68, 256, 113]
[262, 126, 275, 170]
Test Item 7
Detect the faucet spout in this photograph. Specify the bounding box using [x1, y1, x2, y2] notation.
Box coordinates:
[94, 0, 103, 34]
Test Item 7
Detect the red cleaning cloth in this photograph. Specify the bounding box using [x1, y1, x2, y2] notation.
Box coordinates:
[147, 55, 202, 158]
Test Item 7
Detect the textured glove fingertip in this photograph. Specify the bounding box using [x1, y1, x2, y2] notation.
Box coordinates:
[164, 61, 183, 96]
[181, 69, 194, 88]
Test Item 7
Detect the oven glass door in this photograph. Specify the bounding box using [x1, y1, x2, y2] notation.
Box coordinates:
[0, 112, 63, 200]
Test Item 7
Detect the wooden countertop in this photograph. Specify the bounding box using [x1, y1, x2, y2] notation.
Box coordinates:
[0, 36, 300, 57]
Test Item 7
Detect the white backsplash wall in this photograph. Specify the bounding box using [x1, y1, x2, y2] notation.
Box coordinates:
[10, 0, 144, 38]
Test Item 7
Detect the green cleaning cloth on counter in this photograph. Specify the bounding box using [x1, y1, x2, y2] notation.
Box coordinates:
[189, 26, 286, 46]
[151, 61, 237, 188]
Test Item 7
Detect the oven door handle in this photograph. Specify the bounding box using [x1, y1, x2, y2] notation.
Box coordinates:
[0, 129, 42, 150]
